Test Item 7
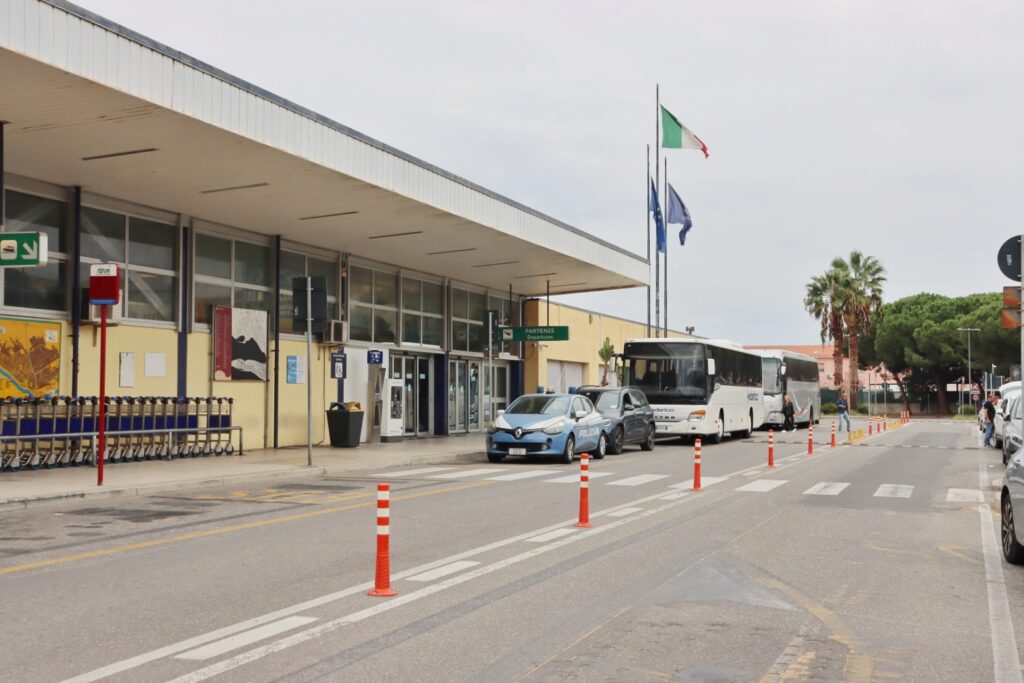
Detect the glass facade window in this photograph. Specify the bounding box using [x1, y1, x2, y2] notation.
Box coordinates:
[2, 190, 69, 312]
[194, 234, 271, 327]
[348, 265, 399, 344]
[277, 251, 339, 336]
[451, 286, 485, 353]
[79, 205, 177, 322]
[395, 275, 444, 348]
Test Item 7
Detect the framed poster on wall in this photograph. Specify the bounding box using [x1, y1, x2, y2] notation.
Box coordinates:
[0, 317, 61, 398]
[212, 306, 268, 381]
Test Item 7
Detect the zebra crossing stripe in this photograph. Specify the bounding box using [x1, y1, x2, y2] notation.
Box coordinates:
[803, 482, 850, 496]
[874, 484, 913, 498]
[735, 479, 787, 493]
[544, 471, 616, 484]
[607, 474, 671, 487]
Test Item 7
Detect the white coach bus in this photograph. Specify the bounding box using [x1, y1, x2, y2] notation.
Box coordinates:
[755, 349, 821, 429]
[621, 338, 764, 443]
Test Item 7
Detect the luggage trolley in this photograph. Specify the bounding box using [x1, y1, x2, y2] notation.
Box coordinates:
[1, 397, 21, 472]
[127, 396, 147, 461]
[21, 397, 46, 469]
[153, 397, 174, 459]
[53, 396, 76, 467]
[78, 397, 99, 465]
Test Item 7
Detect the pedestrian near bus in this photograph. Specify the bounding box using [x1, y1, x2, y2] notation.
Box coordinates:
[782, 393, 795, 432]
[836, 394, 851, 432]
[982, 393, 997, 447]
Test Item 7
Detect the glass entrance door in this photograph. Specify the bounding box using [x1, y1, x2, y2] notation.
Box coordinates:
[468, 361, 481, 432]
[393, 355, 432, 436]
[448, 359, 484, 433]
[486, 363, 509, 423]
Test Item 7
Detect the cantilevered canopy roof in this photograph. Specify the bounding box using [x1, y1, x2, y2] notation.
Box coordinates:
[0, 0, 647, 296]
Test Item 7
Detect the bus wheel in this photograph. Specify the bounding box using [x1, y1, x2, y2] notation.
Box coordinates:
[739, 412, 753, 439]
[709, 413, 725, 444]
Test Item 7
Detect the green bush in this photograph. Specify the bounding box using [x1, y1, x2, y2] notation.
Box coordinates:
[821, 402, 837, 415]
[854, 406, 869, 416]
[958, 405, 978, 417]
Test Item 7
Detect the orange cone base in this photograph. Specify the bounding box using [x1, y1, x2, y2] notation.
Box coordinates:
[368, 587, 396, 597]
[575, 521, 593, 528]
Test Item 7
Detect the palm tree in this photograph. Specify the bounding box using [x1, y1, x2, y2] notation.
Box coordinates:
[804, 268, 846, 391]
[833, 251, 886, 410]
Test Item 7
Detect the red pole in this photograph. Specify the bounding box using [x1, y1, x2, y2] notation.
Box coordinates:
[807, 423, 814, 456]
[830, 420, 836, 448]
[369, 483, 396, 597]
[693, 438, 702, 491]
[97, 303, 107, 487]
[767, 429, 775, 468]
[868, 419, 873, 436]
[576, 454, 592, 528]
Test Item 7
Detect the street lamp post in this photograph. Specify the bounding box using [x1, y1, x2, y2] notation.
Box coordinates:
[958, 327, 981, 411]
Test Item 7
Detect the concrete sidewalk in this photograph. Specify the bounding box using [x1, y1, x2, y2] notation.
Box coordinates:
[0, 435, 487, 508]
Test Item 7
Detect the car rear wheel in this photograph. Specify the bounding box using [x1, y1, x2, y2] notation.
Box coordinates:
[1002, 494, 1024, 564]
[609, 426, 625, 455]
[487, 452, 505, 463]
[640, 424, 655, 451]
[593, 433, 607, 459]
[562, 436, 575, 465]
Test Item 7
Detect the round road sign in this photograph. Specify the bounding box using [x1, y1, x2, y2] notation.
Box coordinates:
[998, 236, 1021, 281]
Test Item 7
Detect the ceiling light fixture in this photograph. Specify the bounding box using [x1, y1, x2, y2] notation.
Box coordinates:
[514, 272, 558, 279]
[299, 210, 359, 221]
[368, 230, 423, 240]
[81, 147, 158, 161]
[473, 260, 520, 268]
[427, 247, 477, 256]
[199, 182, 270, 194]
[552, 282, 588, 288]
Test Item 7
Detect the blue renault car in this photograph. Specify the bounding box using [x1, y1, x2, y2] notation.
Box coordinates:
[487, 393, 606, 464]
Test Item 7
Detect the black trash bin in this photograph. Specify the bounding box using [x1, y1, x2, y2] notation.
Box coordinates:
[326, 402, 363, 448]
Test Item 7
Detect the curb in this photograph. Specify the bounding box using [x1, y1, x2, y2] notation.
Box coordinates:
[0, 449, 486, 510]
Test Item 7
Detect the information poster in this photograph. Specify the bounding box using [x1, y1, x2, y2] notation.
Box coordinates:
[0, 317, 61, 398]
[287, 355, 306, 384]
[213, 306, 268, 381]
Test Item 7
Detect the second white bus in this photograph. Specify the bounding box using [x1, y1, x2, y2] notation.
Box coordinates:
[755, 349, 821, 429]
[621, 338, 765, 443]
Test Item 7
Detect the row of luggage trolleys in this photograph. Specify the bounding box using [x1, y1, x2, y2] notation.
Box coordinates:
[0, 396, 241, 472]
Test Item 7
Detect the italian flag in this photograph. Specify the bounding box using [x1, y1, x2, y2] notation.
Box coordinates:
[661, 105, 709, 158]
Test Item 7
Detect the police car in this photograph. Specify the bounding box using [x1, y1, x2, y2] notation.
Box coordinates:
[486, 393, 607, 464]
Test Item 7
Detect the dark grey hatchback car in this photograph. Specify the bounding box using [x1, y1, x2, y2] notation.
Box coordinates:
[576, 386, 656, 455]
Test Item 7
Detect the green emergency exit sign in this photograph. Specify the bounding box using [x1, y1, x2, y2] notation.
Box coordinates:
[501, 326, 570, 342]
[0, 232, 48, 268]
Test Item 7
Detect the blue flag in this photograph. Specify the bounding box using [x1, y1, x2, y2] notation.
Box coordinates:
[666, 182, 693, 245]
[650, 179, 666, 253]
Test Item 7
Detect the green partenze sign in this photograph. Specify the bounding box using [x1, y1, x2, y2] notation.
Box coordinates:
[0, 232, 48, 268]
[501, 326, 570, 342]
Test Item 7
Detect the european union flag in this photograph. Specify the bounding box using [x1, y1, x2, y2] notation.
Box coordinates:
[650, 179, 666, 253]
[666, 183, 693, 245]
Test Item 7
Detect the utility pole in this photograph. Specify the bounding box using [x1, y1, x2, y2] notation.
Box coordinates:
[958, 327, 980, 410]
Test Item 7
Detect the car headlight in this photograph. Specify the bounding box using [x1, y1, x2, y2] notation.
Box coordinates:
[543, 419, 568, 435]
[688, 410, 706, 422]
[489, 416, 511, 433]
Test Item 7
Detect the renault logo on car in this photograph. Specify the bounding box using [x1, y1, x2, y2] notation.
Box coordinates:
[514, 428, 524, 440]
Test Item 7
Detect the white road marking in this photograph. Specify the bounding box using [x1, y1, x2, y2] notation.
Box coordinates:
[526, 528, 578, 543]
[741, 470, 763, 477]
[406, 561, 480, 582]
[605, 507, 644, 517]
[544, 471, 616, 484]
[736, 479, 787, 493]
[428, 468, 506, 479]
[658, 492, 692, 501]
[175, 617, 317, 661]
[947, 488, 985, 503]
[803, 482, 849, 496]
[978, 459, 1024, 683]
[670, 476, 728, 490]
[607, 474, 670, 487]
[368, 467, 451, 478]
[484, 470, 552, 481]
[874, 484, 913, 498]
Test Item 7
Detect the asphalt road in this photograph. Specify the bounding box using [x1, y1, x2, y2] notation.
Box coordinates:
[1, 420, 1021, 682]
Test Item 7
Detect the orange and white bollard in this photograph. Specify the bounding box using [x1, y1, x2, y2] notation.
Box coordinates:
[868, 419, 873, 436]
[576, 454, 592, 528]
[368, 483, 396, 597]
[883, 418, 888, 432]
[768, 429, 775, 468]
[831, 421, 836, 448]
[693, 439, 702, 491]
[807, 423, 814, 455]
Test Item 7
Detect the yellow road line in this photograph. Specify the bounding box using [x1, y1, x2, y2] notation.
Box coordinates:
[0, 481, 490, 577]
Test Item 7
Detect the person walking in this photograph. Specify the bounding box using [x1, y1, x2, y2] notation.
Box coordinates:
[836, 394, 851, 432]
[782, 393, 795, 432]
[982, 393, 997, 447]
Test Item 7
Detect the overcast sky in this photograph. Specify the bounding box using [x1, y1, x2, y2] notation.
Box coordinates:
[76, 0, 1024, 344]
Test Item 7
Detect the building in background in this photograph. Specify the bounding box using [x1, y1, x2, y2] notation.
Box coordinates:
[0, 0, 647, 445]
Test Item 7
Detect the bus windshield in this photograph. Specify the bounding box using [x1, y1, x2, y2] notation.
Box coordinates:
[762, 358, 783, 395]
[623, 343, 706, 405]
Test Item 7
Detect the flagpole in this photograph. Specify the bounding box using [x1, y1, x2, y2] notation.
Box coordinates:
[654, 83, 661, 338]
[646, 144, 651, 337]
[664, 157, 669, 337]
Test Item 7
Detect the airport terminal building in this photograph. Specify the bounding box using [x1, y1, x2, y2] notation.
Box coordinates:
[0, 0, 647, 447]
